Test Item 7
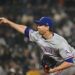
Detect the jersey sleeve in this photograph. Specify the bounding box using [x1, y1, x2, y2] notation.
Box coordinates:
[59, 42, 74, 61]
[24, 27, 38, 42]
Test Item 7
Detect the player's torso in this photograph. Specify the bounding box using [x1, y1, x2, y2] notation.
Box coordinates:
[36, 32, 74, 56]
[31, 31, 75, 63]
[35, 33, 61, 56]
[37, 39, 59, 55]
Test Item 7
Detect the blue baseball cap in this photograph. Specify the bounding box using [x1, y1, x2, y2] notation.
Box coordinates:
[35, 17, 54, 29]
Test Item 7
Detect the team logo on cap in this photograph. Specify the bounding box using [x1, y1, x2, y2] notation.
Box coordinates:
[46, 23, 49, 25]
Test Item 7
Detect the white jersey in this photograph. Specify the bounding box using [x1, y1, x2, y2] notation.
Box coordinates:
[28, 29, 75, 63]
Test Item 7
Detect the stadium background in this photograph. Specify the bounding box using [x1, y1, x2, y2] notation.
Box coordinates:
[0, 0, 75, 75]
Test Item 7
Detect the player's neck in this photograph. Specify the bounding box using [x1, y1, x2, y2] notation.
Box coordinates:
[42, 31, 53, 40]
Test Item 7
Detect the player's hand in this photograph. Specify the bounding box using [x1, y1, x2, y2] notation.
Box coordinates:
[49, 68, 57, 73]
[0, 17, 9, 24]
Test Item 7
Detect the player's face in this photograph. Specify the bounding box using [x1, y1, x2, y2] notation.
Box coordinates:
[37, 25, 49, 35]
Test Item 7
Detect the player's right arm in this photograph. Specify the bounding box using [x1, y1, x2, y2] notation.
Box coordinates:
[0, 17, 37, 42]
[0, 17, 27, 34]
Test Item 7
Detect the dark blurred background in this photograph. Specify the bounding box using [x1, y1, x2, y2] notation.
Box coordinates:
[0, 0, 75, 75]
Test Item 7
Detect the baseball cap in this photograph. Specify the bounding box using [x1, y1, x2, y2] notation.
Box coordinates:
[35, 17, 54, 29]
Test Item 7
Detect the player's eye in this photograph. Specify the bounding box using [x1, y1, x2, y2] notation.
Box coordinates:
[39, 24, 42, 26]
[36, 24, 42, 26]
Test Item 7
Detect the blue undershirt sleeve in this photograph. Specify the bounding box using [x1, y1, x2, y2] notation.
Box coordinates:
[24, 27, 30, 38]
[65, 58, 73, 63]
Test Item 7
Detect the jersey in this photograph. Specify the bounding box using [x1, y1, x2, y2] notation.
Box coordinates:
[24, 28, 75, 64]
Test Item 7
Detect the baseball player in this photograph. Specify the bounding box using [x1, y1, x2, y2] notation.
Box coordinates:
[0, 17, 75, 75]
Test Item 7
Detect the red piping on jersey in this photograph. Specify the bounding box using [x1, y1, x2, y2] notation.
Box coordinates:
[57, 70, 62, 75]
[65, 56, 74, 60]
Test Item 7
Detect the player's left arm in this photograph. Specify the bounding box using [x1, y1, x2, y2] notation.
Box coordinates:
[49, 42, 74, 73]
[49, 61, 73, 73]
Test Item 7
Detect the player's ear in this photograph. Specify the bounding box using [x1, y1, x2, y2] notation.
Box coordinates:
[49, 27, 51, 31]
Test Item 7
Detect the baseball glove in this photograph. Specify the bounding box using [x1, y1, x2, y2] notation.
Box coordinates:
[41, 54, 57, 73]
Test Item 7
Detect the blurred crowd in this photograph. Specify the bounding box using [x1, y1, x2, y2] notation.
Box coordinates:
[0, 0, 75, 75]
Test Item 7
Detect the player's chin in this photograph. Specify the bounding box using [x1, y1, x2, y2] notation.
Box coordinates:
[38, 30, 44, 35]
[39, 32, 44, 35]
